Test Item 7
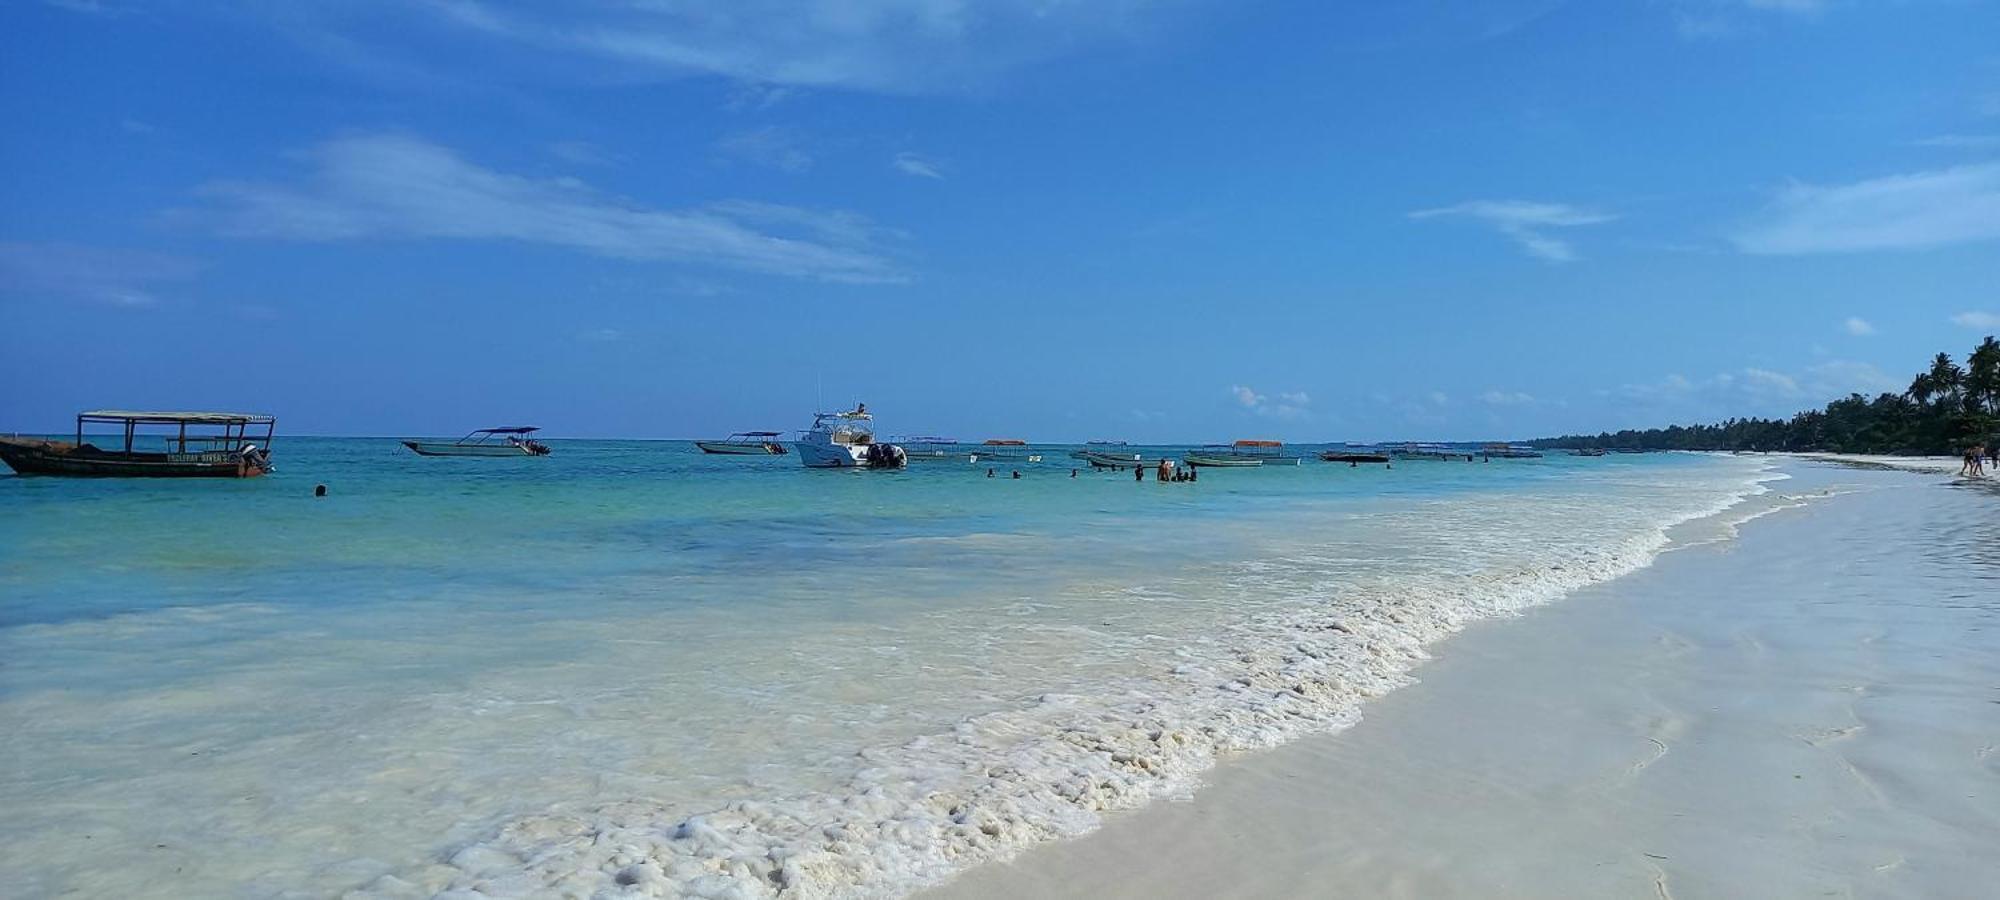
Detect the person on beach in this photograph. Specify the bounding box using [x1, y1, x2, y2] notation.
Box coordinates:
[1134, 465, 1144, 482]
[1961, 447, 1979, 477]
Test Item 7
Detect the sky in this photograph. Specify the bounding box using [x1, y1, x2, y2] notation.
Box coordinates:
[3, 0, 1999, 441]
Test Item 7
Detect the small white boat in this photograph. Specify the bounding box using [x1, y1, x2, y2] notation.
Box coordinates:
[795, 406, 906, 468]
[696, 431, 789, 455]
[403, 427, 551, 457]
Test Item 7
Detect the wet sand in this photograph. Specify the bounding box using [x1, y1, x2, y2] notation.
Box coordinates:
[930, 462, 2000, 899]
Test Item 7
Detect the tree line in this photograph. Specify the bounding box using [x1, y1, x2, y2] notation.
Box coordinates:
[1532, 336, 2000, 454]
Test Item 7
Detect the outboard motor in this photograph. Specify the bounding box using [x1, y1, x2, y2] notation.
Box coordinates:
[238, 443, 272, 475]
[863, 443, 907, 469]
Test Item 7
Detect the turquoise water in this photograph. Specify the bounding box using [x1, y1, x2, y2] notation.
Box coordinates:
[0, 441, 1771, 898]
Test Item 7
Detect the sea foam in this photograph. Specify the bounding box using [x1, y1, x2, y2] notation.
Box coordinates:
[356, 465, 1780, 900]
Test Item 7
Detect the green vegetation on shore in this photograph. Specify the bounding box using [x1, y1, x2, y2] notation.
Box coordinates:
[1534, 336, 2000, 454]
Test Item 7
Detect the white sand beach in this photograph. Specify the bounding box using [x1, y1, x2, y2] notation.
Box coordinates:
[930, 460, 2000, 899]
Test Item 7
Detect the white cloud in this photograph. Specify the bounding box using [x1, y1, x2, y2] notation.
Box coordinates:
[1614, 360, 1899, 414]
[1428, 391, 1450, 406]
[1480, 390, 1536, 406]
[412, 1, 1187, 94]
[1952, 311, 2000, 330]
[1843, 316, 1875, 336]
[549, 141, 622, 167]
[893, 152, 945, 180]
[1731, 162, 2000, 254]
[0, 242, 201, 307]
[1408, 200, 1616, 262]
[1672, 0, 1826, 39]
[1911, 134, 2000, 151]
[715, 127, 813, 173]
[176, 134, 904, 283]
[1229, 384, 1309, 419]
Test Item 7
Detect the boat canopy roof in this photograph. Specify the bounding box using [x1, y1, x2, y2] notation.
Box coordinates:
[472, 426, 540, 434]
[982, 438, 1027, 445]
[731, 431, 782, 437]
[1233, 439, 1283, 447]
[80, 409, 274, 425]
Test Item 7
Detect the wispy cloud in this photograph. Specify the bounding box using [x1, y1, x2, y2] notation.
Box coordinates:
[1911, 134, 2000, 151]
[175, 134, 905, 283]
[1480, 390, 1536, 406]
[577, 327, 623, 342]
[1731, 162, 2000, 254]
[1952, 311, 2000, 330]
[893, 152, 945, 180]
[0, 242, 201, 307]
[1230, 384, 1310, 419]
[1408, 200, 1615, 262]
[1613, 360, 1900, 412]
[549, 141, 623, 167]
[1843, 316, 1876, 336]
[1672, 0, 1827, 39]
[410, 1, 1184, 94]
[715, 127, 813, 173]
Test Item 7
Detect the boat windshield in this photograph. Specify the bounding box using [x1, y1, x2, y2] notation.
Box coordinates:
[810, 412, 874, 445]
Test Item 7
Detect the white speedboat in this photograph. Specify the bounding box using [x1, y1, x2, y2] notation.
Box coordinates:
[795, 406, 907, 468]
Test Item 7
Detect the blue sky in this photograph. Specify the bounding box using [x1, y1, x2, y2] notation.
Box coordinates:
[3, 0, 1998, 441]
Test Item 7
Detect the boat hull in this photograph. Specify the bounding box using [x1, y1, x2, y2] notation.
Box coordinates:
[695, 441, 787, 455]
[1183, 454, 1264, 468]
[0, 439, 270, 477]
[1321, 452, 1391, 463]
[1078, 451, 1164, 470]
[402, 441, 545, 457]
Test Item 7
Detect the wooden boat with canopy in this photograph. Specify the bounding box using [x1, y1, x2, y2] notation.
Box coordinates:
[1184, 439, 1300, 468]
[695, 432, 789, 455]
[402, 427, 551, 457]
[0, 410, 275, 477]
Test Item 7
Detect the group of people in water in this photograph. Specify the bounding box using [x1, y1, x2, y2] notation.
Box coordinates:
[1960, 444, 1996, 477]
[995, 462, 1201, 482]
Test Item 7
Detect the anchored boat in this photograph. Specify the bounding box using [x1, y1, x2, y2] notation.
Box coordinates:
[1321, 449, 1391, 463]
[1077, 449, 1167, 470]
[896, 436, 970, 462]
[0, 410, 275, 477]
[970, 439, 1042, 463]
[695, 432, 789, 455]
[1184, 439, 1300, 468]
[403, 427, 551, 457]
[795, 406, 906, 469]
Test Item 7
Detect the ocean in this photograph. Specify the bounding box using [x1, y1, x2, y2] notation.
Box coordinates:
[0, 441, 1774, 898]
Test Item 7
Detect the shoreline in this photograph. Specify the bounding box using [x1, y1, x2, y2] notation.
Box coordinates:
[928, 459, 2000, 898]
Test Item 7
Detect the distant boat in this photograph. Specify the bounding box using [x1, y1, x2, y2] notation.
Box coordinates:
[895, 436, 971, 462]
[695, 431, 789, 455]
[795, 406, 906, 468]
[1321, 449, 1391, 464]
[0, 410, 275, 478]
[970, 438, 1042, 463]
[1185, 439, 1300, 468]
[1386, 442, 1458, 461]
[1570, 448, 1607, 457]
[403, 427, 551, 457]
[1078, 449, 1165, 470]
[1482, 443, 1543, 459]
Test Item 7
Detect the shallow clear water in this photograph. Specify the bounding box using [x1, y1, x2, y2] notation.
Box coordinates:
[0, 441, 1771, 898]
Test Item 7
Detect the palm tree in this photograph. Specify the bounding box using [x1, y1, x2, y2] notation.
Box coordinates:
[1907, 371, 1936, 407]
[1927, 352, 1964, 407]
[1966, 336, 2000, 415]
